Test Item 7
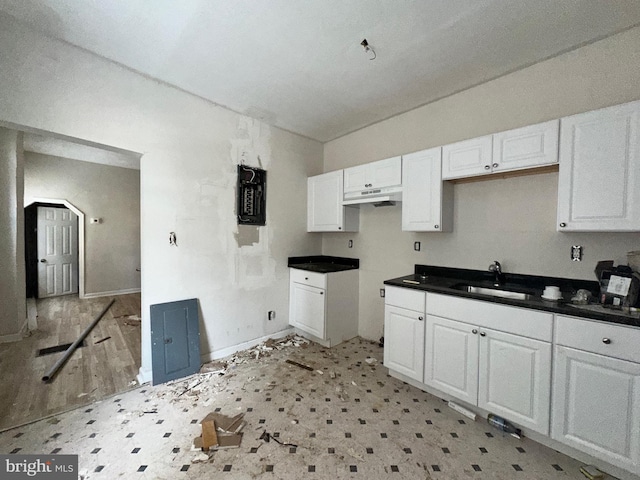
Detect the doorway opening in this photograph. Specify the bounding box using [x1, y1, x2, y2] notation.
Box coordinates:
[24, 199, 84, 300]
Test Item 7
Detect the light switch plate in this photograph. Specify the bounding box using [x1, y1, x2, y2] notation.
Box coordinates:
[571, 245, 583, 262]
[414, 241, 421, 252]
[348, 239, 353, 248]
[379, 288, 385, 298]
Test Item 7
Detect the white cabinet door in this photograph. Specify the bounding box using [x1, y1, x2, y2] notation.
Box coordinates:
[290, 282, 326, 339]
[383, 305, 425, 381]
[307, 171, 358, 232]
[442, 135, 493, 180]
[368, 156, 402, 189]
[478, 328, 551, 434]
[402, 147, 452, 232]
[344, 156, 402, 193]
[492, 120, 559, 173]
[424, 315, 478, 405]
[343, 164, 368, 194]
[552, 346, 640, 474]
[557, 100, 640, 231]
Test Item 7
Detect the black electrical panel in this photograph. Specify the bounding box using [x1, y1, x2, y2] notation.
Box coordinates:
[237, 165, 266, 225]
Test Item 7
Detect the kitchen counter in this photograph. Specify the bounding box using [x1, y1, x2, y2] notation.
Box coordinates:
[288, 255, 359, 273]
[384, 264, 640, 327]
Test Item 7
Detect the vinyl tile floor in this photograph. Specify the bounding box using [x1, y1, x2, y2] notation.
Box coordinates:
[0, 336, 600, 479]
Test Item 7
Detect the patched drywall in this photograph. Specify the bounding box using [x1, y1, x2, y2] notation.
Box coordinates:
[323, 26, 640, 341]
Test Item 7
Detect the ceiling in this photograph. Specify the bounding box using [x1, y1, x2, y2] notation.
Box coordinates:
[2, 1, 640, 142]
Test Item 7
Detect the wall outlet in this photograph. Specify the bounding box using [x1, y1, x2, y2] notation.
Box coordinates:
[380, 288, 385, 298]
[268, 311, 276, 320]
[414, 241, 421, 251]
[348, 239, 353, 248]
[571, 245, 583, 262]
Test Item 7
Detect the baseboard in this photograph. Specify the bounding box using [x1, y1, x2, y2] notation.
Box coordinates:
[82, 287, 141, 299]
[136, 366, 152, 386]
[0, 317, 29, 344]
[200, 327, 294, 363]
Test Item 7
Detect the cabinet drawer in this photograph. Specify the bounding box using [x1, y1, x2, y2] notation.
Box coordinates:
[555, 315, 640, 363]
[385, 286, 425, 312]
[427, 293, 552, 342]
[290, 268, 326, 289]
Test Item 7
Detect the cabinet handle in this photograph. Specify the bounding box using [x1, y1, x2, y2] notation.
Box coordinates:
[418, 316, 424, 321]
[338, 226, 342, 230]
[305, 277, 309, 280]
[472, 329, 478, 334]
[320, 292, 324, 295]
[492, 163, 499, 168]
[559, 222, 566, 228]
[434, 225, 439, 229]
[479, 331, 486, 337]
[484, 165, 491, 170]
[602, 338, 611, 344]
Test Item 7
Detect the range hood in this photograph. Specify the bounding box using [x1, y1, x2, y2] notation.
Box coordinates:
[343, 186, 402, 206]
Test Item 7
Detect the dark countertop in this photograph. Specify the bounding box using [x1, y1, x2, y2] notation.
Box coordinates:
[384, 264, 640, 328]
[288, 255, 359, 273]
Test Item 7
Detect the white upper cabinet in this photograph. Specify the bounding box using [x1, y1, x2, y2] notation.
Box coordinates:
[402, 147, 453, 232]
[307, 170, 358, 232]
[343, 156, 402, 193]
[443, 120, 559, 180]
[492, 119, 559, 172]
[442, 135, 493, 180]
[557, 100, 640, 232]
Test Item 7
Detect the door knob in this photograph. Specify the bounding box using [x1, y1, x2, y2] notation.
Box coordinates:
[40, 259, 46, 263]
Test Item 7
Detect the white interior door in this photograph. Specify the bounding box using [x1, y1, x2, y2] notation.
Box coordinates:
[37, 206, 79, 298]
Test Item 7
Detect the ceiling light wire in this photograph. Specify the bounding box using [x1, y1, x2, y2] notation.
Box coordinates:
[360, 38, 376, 60]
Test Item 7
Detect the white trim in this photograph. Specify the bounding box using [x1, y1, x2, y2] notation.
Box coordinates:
[136, 366, 152, 386]
[0, 318, 28, 343]
[26, 198, 85, 298]
[200, 327, 294, 363]
[83, 287, 141, 299]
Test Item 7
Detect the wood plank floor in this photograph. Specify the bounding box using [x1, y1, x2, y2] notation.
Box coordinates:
[0, 293, 141, 431]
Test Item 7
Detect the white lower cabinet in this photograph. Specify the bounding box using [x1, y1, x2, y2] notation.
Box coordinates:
[424, 313, 551, 434]
[383, 287, 425, 381]
[289, 268, 358, 347]
[552, 315, 640, 475]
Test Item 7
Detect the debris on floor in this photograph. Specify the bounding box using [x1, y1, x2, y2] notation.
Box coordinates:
[259, 430, 297, 448]
[285, 359, 314, 371]
[156, 335, 311, 405]
[193, 412, 246, 451]
[94, 336, 111, 344]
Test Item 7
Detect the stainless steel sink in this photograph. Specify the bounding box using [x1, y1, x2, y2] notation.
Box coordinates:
[452, 284, 534, 301]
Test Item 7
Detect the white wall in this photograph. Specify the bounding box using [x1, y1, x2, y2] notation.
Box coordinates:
[24, 152, 141, 296]
[0, 128, 26, 340]
[323, 26, 640, 341]
[0, 15, 322, 380]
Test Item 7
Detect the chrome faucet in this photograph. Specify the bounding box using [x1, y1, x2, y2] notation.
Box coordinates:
[489, 260, 506, 286]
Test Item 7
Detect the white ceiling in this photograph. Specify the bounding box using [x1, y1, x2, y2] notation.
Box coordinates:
[2, 1, 640, 142]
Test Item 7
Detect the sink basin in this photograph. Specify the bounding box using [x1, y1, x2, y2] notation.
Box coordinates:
[451, 284, 534, 301]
